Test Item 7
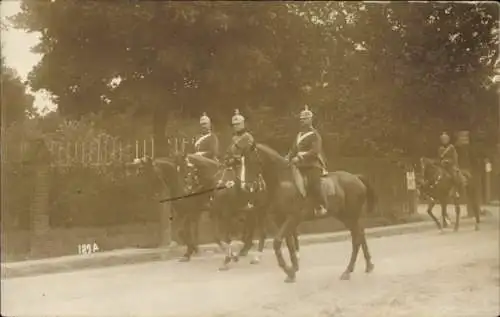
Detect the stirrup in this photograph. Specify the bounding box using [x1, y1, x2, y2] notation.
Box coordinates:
[314, 205, 327, 216]
[243, 202, 254, 210]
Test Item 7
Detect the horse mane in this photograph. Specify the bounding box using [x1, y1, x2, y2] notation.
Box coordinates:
[154, 157, 176, 168]
[255, 143, 288, 167]
[187, 154, 221, 169]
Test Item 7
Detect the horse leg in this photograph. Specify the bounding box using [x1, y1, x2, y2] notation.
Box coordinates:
[285, 231, 299, 274]
[426, 202, 441, 231]
[210, 211, 224, 252]
[192, 213, 200, 254]
[239, 213, 255, 257]
[273, 216, 296, 282]
[467, 185, 481, 231]
[440, 202, 449, 229]
[294, 229, 300, 261]
[340, 221, 362, 281]
[250, 211, 267, 265]
[453, 197, 461, 232]
[360, 226, 374, 273]
[218, 214, 234, 271]
[178, 213, 194, 262]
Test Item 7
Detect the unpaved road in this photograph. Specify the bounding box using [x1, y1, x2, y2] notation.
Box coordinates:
[2, 222, 499, 317]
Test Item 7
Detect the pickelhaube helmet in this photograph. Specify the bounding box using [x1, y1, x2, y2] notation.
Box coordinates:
[231, 109, 245, 124]
[200, 112, 211, 124]
[440, 132, 450, 142]
[299, 105, 313, 119]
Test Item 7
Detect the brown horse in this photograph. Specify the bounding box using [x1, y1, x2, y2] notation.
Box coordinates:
[254, 144, 376, 283]
[418, 157, 480, 232]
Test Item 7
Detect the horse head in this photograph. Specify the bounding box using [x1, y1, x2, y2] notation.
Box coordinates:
[419, 157, 445, 186]
[134, 155, 188, 196]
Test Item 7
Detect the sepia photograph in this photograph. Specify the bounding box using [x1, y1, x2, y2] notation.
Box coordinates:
[1, 1, 499, 316]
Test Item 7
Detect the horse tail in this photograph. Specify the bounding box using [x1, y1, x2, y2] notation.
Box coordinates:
[357, 174, 377, 214]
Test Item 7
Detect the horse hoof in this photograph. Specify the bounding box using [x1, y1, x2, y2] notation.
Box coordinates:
[453, 227, 459, 232]
[365, 263, 375, 273]
[178, 256, 190, 263]
[218, 266, 229, 271]
[474, 224, 480, 231]
[340, 272, 351, 280]
[284, 276, 296, 283]
[250, 257, 260, 265]
[239, 250, 249, 257]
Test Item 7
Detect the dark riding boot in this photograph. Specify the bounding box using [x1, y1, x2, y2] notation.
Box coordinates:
[305, 168, 327, 217]
[242, 188, 255, 211]
[447, 167, 462, 198]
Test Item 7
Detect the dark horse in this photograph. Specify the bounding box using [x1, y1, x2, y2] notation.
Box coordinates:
[143, 153, 266, 263]
[209, 146, 274, 270]
[252, 143, 376, 283]
[137, 154, 207, 260]
[418, 157, 480, 232]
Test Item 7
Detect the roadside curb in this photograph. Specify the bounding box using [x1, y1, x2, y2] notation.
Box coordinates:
[1, 215, 489, 279]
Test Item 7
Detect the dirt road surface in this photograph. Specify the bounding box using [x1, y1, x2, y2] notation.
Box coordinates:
[2, 223, 499, 317]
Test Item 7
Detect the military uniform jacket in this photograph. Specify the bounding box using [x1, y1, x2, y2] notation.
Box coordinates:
[193, 132, 219, 160]
[288, 128, 324, 169]
[228, 130, 255, 158]
[438, 144, 458, 167]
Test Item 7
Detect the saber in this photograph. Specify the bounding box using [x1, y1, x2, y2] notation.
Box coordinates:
[159, 184, 229, 203]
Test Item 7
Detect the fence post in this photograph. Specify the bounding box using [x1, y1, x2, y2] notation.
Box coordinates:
[27, 138, 52, 258]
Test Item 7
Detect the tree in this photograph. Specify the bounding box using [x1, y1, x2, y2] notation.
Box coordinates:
[13, 1, 499, 157]
[1, 52, 35, 127]
[13, 1, 324, 154]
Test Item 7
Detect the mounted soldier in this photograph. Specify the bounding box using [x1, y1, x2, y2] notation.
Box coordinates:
[186, 112, 220, 194]
[226, 109, 262, 210]
[286, 105, 328, 217]
[438, 132, 465, 197]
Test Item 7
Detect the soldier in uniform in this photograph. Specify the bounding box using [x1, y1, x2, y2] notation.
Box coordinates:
[189, 112, 219, 191]
[227, 109, 257, 210]
[438, 132, 464, 196]
[193, 112, 219, 161]
[286, 105, 328, 216]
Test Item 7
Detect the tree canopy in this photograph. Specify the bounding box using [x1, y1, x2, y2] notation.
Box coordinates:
[1, 51, 35, 127]
[12, 1, 499, 157]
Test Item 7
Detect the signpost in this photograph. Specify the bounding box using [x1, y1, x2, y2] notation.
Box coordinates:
[485, 159, 492, 203]
[406, 168, 417, 215]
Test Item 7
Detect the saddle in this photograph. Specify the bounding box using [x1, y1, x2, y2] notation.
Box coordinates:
[291, 165, 334, 201]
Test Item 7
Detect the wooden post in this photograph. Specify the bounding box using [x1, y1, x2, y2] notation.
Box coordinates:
[82, 142, 86, 164]
[151, 137, 155, 159]
[97, 138, 101, 165]
[103, 138, 108, 164]
[135, 140, 139, 160]
[119, 141, 123, 162]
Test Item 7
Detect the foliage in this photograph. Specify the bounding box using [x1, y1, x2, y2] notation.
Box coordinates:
[12, 1, 499, 157]
[1, 53, 35, 127]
